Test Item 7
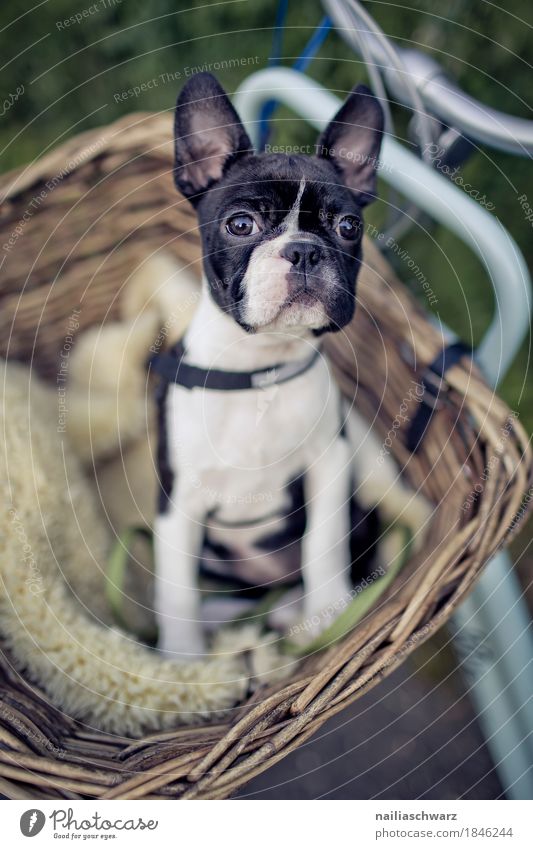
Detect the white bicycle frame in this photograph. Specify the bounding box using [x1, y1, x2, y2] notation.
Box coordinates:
[235, 67, 533, 800]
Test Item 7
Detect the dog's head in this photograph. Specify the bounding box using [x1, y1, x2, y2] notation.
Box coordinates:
[174, 73, 383, 334]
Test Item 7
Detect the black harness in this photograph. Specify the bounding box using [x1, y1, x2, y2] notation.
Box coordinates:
[148, 340, 323, 513]
[148, 340, 321, 392]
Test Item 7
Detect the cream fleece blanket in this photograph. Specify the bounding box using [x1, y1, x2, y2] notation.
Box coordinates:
[0, 361, 288, 737]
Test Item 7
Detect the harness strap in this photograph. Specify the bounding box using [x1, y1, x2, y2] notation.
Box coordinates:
[148, 341, 321, 391]
[406, 341, 472, 453]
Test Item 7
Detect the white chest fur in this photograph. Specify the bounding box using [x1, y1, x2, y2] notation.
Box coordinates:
[164, 286, 342, 523]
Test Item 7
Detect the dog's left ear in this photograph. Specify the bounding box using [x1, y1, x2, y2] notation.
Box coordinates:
[174, 73, 252, 203]
[316, 84, 384, 206]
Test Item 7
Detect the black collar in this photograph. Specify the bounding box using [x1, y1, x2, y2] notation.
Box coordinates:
[148, 341, 321, 392]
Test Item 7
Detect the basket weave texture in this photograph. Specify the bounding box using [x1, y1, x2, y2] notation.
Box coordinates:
[0, 112, 531, 800]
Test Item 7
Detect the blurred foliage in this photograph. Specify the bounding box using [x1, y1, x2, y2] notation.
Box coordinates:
[0, 0, 531, 427]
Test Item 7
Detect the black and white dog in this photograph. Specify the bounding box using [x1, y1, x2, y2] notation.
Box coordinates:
[152, 73, 421, 657]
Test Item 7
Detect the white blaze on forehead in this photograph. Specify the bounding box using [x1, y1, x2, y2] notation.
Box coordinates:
[282, 177, 306, 234]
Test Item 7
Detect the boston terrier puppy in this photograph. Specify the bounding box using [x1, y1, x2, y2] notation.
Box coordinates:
[152, 72, 385, 657]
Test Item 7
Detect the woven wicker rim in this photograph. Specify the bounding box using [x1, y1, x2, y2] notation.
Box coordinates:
[0, 112, 531, 800]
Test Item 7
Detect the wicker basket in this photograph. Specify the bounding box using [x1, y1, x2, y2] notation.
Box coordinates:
[0, 111, 531, 800]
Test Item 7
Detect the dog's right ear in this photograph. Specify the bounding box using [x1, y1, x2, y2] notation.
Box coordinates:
[174, 73, 252, 203]
[316, 84, 384, 206]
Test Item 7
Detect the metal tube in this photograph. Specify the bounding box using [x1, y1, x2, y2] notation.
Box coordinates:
[451, 551, 533, 799]
[389, 53, 533, 158]
[323, 0, 533, 156]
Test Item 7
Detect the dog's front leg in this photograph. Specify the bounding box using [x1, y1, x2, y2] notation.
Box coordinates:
[301, 435, 353, 635]
[154, 492, 206, 659]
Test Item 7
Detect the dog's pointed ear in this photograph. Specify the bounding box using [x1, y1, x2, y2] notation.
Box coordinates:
[174, 73, 252, 203]
[316, 84, 384, 206]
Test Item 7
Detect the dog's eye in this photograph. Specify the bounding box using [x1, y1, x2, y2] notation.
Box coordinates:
[226, 213, 259, 237]
[336, 215, 360, 241]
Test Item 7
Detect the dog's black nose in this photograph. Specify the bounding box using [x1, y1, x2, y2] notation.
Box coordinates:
[280, 241, 322, 269]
